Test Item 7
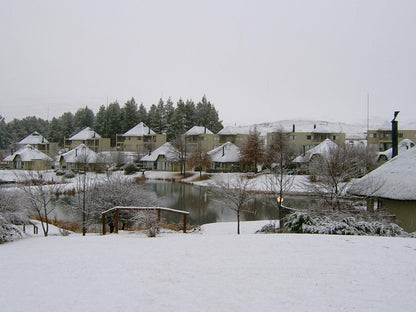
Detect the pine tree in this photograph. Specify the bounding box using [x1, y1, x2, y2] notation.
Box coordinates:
[59, 112, 75, 141]
[0, 115, 10, 149]
[147, 103, 162, 133]
[195, 96, 222, 132]
[164, 98, 176, 140]
[171, 98, 187, 137]
[121, 98, 139, 133]
[137, 103, 147, 123]
[73, 106, 95, 132]
[105, 102, 122, 146]
[47, 117, 62, 145]
[184, 100, 197, 131]
[94, 105, 106, 136]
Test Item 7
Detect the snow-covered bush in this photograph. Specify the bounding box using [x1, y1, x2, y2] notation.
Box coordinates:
[0, 216, 22, 243]
[283, 211, 412, 237]
[124, 163, 138, 175]
[256, 221, 280, 234]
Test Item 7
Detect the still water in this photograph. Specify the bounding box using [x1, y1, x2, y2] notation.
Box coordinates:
[52, 181, 317, 226]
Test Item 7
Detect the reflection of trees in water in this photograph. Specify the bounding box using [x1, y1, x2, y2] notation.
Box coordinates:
[143, 181, 279, 224]
[54, 182, 320, 226]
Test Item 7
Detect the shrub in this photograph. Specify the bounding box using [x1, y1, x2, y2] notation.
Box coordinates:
[256, 221, 280, 234]
[283, 211, 412, 237]
[64, 171, 75, 179]
[124, 163, 138, 175]
[0, 216, 22, 243]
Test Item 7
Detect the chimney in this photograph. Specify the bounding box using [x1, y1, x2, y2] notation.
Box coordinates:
[313, 124, 316, 130]
[222, 146, 225, 157]
[391, 111, 400, 158]
[292, 124, 296, 133]
[204, 127, 206, 134]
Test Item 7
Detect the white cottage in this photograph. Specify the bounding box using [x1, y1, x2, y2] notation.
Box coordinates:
[348, 146, 416, 232]
[58, 144, 104, 172]
[207, 142, 241, 172]
[139, 142, 179, 171]
[4, 145, 53, 170]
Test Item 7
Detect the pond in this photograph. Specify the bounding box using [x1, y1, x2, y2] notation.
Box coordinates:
[50, 180, 318, 226]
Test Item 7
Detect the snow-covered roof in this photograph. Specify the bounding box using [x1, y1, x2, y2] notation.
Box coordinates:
[208, 142, 241, 163]
[217, 126, 252, 135]
[18, 132, 49, 145]
[140, 142, 178, 162]
[311, 124, 332, 133]
[69, 127, 101, 140]
[293, 139, 339, 163]
[123, 122, 156, 136]
[60, 144, 100, 164]
[377, 139, 415, 162]
[4, 145, 52, 162]
[185, 126, 213, 135]
[349, 146, 416, 200]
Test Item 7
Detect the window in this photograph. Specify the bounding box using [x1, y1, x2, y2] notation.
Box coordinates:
[290, 135, 296, 140]
[306, 135, 312, 140]
[399, 133, 404, 138]
[332, 135, 339, 140]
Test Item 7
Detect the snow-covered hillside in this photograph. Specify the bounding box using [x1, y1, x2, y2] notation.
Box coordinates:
[226, 119, 367, 139]
[0, 226, 415, 312]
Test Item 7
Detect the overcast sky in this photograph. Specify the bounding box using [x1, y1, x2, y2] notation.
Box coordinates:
[1, 0, 415, 127]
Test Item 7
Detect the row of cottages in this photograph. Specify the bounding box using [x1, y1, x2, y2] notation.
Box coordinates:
[139, 141, 242, 172]
[348, 146, 416, 233]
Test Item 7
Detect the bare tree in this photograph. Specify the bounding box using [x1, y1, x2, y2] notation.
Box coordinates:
[264, 129, 297, 219]
[18, 171, 62, 236]
[75, 147, 96, 236]
[87, 174, 158, 233]
[187, 148, 212, 178]
[308, 144, 375, 210]
[208, 174, 256, 234]
[240, 127, 265, 173]
[171, 136, 187, 176]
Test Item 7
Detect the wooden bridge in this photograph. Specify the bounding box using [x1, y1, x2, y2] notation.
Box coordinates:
[101, 206, 190, 235]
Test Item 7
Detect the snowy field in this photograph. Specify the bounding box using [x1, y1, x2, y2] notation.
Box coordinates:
[1, 222, 416, 312]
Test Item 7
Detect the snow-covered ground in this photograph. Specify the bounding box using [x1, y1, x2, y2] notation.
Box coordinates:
[1, 222, 415, 312]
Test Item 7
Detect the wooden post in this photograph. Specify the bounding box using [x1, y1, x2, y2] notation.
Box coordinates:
[114, 209, 119, 234]
[102, 214, 106, 235]
[183, 214, 187, 233]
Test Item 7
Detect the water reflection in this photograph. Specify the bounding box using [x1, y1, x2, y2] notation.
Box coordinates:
[142, 181, 317, 225]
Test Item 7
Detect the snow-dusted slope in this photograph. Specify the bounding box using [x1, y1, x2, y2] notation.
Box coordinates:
[0, 230, 415, 312]
[224, 119, 367, 139]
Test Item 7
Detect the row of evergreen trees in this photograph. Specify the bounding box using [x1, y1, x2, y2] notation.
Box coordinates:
[0, 96, 223, 149]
